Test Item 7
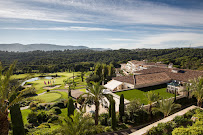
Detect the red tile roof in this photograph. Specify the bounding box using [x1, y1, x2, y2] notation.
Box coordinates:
[113, 72, 171, 86]
[134, 67, 203, 82]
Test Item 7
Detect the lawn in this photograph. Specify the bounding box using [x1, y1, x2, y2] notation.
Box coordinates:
[115, 84, 174, 105]
[14, 71, 89, 94]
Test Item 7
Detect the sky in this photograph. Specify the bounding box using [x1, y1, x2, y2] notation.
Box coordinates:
[0, 0, 203, 49]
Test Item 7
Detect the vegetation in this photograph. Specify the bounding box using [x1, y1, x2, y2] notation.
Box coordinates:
[60, 110, 104, 135]
[145, 91, 160, 118]
[9, 93, 25, 135]
[119, 94, 125, 122]
[188, 76, 203, 107]
[111, 98, 116, 130]
[1, 48, 202, 73]
[115, 84, 174, 104]
[82, 82, 112, 125]
[152, 99, 181, 117]
[0, 62, 18, 134]
[147, 108, 203, 135]
[67, 97, 75, 117]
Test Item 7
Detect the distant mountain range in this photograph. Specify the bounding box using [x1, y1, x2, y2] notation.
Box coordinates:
[0, 43, 111, 52]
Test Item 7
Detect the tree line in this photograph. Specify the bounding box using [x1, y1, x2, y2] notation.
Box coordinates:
[0, 48, 202, 73]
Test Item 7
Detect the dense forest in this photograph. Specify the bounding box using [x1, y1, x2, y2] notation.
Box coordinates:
[0, 48, 202, 73]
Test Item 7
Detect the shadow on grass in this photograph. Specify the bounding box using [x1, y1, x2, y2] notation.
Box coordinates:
[137, 83, 167, 92]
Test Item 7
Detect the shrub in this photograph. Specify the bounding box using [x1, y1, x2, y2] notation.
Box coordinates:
[183, 109, 196, 119]
[37, 104, 46, 110]
[51, 107, 61, 114]
[104, 126, 113, 132]
[173, 116, 192, 127]
[52, 101, 66, 108]
[47, 115, 59, 123]
[27, 112, 39, 126]
[37, 111, 49, 124]
[99, 113, 108, 126]
[147, 121, 176, 135]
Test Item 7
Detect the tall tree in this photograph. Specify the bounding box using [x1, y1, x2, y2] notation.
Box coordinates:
[9, 93, 25, 135]
[67, 97, 75, 117]
[189, 76, 203, 107]
[0, 62, 16, 135]
[152, 98, 181, 117]
[82, 81, 112, 125]
[81, 71, 85, 82]
[119, 94, 125, 122]
[111, 98, 116, 130]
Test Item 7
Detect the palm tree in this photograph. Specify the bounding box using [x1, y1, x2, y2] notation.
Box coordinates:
[189, 76, 203, 107]
[82, 81, 112, 125]
[145, 91, 160, 114]
[0, 62, 16, 134]
[152, 98, 181, 117]
[0, 62, 32, 135]
[60, 110, 95, 135]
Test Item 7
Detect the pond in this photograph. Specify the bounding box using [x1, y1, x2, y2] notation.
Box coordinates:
[22, 76, 53, 86]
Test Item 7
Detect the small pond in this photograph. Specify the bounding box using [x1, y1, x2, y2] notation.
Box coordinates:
[22, 76, 54, 86]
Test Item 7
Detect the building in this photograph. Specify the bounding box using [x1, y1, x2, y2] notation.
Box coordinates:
[121, 60, 167, 74]
[104, 67, 203, 95]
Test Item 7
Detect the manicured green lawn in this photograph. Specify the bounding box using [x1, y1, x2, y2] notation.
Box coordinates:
[34, 91, 69, 103]
[35, 92, 62, 102]
[115, 84, 174, 105]
[22, 72, 89, 94]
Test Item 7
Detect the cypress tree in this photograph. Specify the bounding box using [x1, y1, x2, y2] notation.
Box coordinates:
[111, 99, 116, 130]
[9, 93, 25, 135]
[108, 96, 113, 118]
[67, 97, 75, 117]
[119, 94, 125, 122]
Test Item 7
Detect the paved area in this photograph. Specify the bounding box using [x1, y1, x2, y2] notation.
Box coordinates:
[129, 105, 197, 135]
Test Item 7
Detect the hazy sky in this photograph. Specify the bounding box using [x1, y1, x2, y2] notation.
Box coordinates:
[0, 0, 203, 49]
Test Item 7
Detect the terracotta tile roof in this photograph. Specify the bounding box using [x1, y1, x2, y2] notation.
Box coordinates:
[134, 67, 203, 82]
[129, 60, 145, 65]
[113, 72, 171, 86]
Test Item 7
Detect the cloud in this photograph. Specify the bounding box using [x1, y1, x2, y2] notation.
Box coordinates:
[0, 1, 90, 24]
[108, 38, 137, 42]
[1, 0, 203, 27]
[29, 0, 203, 26]
[136, 32, 203, 48]
[1, 26, 113, 31]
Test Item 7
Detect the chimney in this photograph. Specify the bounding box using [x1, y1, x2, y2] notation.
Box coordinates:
[133, 74, 136, 88]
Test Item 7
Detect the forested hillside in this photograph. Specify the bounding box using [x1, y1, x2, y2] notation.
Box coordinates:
[0, 48, 202, 73]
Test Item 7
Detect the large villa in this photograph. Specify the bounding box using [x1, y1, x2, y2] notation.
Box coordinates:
[105, 60, 203, 96]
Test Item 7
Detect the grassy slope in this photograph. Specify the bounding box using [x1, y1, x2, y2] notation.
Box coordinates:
[115, 85, 174, 104]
